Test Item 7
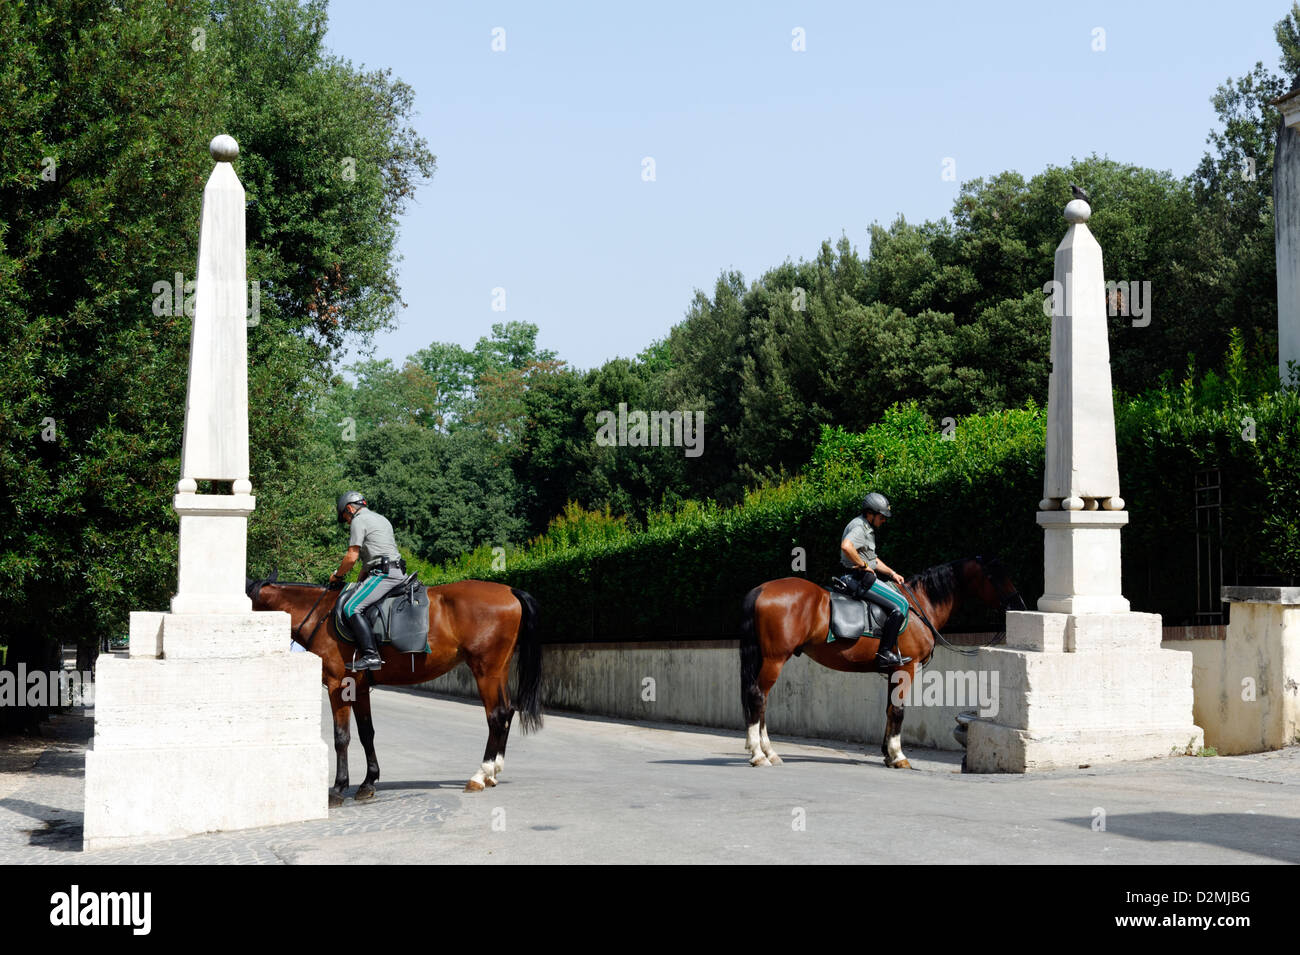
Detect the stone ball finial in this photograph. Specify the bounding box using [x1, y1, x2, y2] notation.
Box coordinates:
[1064, 199, 1090, 223]
[209, 134, 239, 162]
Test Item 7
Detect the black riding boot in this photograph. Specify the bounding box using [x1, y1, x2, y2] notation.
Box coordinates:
[346, 611, 383, 671]
[875, 610, 911, 669]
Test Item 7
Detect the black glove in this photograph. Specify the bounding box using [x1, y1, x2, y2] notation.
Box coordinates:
[854, 568, 877, 597]
[327, 575, 344, 590]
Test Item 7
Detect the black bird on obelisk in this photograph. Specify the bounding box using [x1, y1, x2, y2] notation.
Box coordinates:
[1070, 183, 1092, 205]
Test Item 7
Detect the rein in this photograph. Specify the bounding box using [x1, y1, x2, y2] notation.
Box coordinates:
[281, 583, 333, 650]
[898, 581, 1010, 658]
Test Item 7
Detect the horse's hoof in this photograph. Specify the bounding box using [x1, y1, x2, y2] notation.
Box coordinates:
[749, 754, 772, 767]
[890, 759, 913, 770]
[328, 791, 345, 808]
[465, 778, 485, 792]
[355, 784, 376, 801]
[766, 754, 783, 766]
[483, 775, 497, 787]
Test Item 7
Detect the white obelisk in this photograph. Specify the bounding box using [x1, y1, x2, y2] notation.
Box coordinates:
[965, 197, 1203, 772]
[83, 136, 328, 850]
[1037, 198, 1129, 614]
[172, 133, 256, 614]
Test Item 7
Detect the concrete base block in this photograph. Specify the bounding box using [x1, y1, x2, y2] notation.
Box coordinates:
[1004, 611, 1067, 651]
[84, 611, 326, 851]
[129, 612, 165, 658]
[965, 610, 1202, 772]
[1067, 612, 1162, 652]
[965, 721, 1205, 773]
[84, 741, 328, 851]
[91, 654, 322, 746]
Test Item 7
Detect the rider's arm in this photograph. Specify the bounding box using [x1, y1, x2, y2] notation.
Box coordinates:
[840, 537, 870, 569]
[330, 545, 362, 584]
[874, 558, 904, 584]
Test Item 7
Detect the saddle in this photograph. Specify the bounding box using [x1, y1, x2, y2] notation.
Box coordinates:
[333, 574, 431, 654]
[826, 576, 909, 643]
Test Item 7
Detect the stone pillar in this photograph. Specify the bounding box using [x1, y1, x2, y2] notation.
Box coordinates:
[1208, 587, 1300, 754]
[83, 136, 328, 850]
[1274, 89, 1300, 386]
[965, 197, 1202, 772]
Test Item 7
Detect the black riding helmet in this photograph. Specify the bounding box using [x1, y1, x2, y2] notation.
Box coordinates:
[336, 490, 366, 524]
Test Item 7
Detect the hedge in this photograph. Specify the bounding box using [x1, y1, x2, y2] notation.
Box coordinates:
[409, 371, 1299, 642]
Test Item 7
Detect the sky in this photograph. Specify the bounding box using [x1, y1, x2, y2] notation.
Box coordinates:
[322, 1, 1290, 373]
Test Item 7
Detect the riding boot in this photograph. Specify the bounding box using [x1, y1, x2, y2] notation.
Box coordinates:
[346, 611, 383, 671]
[875, 612, 911, 669]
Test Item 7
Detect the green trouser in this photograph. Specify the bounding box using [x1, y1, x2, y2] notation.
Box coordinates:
[343, 571, 402, 618]
[864, 579, 909, 641]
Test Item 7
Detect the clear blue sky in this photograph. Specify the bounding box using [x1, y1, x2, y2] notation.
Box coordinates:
[323, 0, 1289, 372]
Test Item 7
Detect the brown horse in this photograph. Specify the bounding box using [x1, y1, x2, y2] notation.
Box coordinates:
[246, 575, 543, 803]
[739, 556, 1024, 769]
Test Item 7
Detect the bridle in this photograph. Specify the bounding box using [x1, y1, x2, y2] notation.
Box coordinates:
[248, 573, 334, 650]
[897, 557, 1022, 659]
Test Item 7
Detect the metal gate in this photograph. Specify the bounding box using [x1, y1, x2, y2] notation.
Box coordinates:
[1194, 468, 1225, 625]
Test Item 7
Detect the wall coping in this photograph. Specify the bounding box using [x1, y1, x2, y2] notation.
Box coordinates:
[1222, 586, 1300, 605]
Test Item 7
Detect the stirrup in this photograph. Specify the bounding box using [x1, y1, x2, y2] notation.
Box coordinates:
[876, 648, 910, 668]
[346, 651, 382, 672]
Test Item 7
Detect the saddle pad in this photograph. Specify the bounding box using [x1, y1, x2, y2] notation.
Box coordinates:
[333, 576, 431, 653]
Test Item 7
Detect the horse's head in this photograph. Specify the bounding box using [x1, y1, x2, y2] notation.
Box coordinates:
[970, 555, 1026, 612]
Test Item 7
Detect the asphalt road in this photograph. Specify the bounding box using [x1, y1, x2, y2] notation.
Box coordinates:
[303, 687, 1300, 865]
[1, 686, 1298, 864]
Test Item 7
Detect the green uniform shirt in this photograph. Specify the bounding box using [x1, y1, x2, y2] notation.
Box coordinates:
[840, 515, 878, 569]
[348, 506, 402, 572]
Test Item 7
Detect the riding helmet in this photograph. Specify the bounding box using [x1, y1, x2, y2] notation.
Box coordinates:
[861, 491, 892, 518]
[336, 490, 367, 523]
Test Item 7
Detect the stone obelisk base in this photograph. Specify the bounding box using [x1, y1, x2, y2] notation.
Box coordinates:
[83, 611, 327, 851]
[965, 610, 1203, 772]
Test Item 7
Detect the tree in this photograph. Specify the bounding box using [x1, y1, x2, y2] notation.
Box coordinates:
[0, 0, 435, 717]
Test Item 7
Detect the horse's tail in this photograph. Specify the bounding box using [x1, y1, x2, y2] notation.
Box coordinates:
[739, 585, 765, 727]
[510, 588, 544, 734]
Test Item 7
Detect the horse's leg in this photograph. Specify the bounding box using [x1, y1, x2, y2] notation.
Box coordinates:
[327, 682, 353, 807]
[494, 709, 514, 780]
[759, 712, 781, 766]
[881, 661, 916, 769]
[465, 667, 510, 792]
[749, 654, 790, 767]
[351, 680, 380, 801]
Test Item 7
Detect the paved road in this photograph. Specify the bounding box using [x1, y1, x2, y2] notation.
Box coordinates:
[1, 687, 1298, 864]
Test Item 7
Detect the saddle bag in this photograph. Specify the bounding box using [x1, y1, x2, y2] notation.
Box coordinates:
[382, 574, 430, 653]
[334, 574, 430, 653]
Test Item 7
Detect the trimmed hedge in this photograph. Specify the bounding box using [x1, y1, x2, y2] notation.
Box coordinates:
[410, 376, 1300, 642]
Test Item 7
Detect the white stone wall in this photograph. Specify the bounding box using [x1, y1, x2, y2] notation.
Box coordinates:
[418, 639, 1008, 752]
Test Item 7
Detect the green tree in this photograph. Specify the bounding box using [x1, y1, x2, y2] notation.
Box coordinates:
[0, 0, 435, 725]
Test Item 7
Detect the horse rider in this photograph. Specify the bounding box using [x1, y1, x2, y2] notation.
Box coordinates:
[328, 491, 407, 672]
[839, 491, 911, 668]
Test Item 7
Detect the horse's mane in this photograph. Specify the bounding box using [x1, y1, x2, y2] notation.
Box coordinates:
[905, 555, 1009, 604]
[905, 560, 962, 604]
